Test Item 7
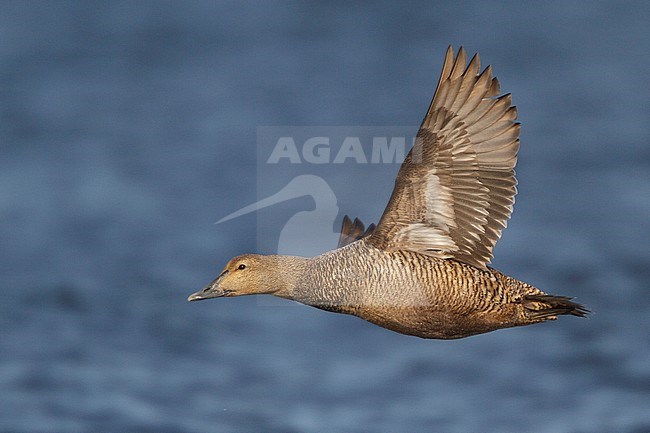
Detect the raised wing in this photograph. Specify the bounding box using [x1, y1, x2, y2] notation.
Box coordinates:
[338, 215, 376, 248]
[367, 46, 520, 269]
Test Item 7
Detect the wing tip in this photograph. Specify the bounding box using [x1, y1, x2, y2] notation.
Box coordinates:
[338, 215, 376, 248]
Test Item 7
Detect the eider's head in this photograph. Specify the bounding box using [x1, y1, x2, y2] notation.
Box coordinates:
[187, 254, 293, 301]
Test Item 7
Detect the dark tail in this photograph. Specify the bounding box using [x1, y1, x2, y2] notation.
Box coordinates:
[523, 294, 590, 320]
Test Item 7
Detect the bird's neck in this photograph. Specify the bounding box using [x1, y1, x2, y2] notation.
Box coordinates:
[266, 254, 311, 299]
[273, 249, 360, 315]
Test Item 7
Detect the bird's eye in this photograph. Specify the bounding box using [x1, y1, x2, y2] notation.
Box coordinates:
[238, 264, 246, 270]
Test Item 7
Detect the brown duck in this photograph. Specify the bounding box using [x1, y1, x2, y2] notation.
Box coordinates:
[188, 46, 588, 339]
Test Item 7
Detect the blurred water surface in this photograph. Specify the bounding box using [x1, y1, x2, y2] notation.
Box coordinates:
[1, 1, 649, 432]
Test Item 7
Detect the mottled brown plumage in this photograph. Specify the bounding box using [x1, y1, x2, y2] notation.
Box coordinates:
[188, 46, 588, 339]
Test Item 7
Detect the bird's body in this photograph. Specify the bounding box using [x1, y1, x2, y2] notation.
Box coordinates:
[255, 240, 582, 339]
[298, 240, 539, 339]
[189, 46, 588, 339]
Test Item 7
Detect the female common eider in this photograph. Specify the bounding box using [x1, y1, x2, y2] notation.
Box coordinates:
[188, 46, 588, 339]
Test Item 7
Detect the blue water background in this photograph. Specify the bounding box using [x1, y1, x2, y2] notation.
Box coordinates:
[1, 1, 649, 432]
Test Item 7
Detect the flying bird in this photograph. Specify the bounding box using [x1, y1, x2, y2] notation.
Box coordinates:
[188, 46, 588, 339]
